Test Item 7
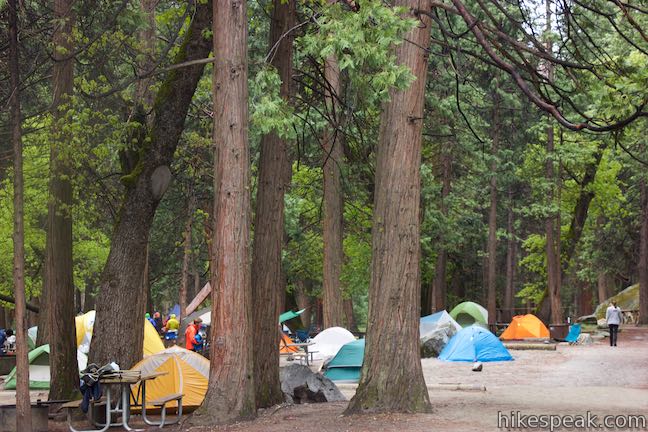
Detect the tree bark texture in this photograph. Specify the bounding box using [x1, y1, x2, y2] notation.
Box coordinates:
[250, 0, 295, 409]
[191, 0, 256, 424]
[89, 0, 212, 369]
[545, 122, 562, 324]
[639, 179, 648, 325]
[180, 193, 196, 318]
[47, 0, 80, 401]
[9, 0, 32, 428]
[322, 42, 346, 329]
[135, 0, 157, 109]
[430, 149, 451, 313]
[503, 191, 516, 323]
[486, 95, 499, 325]
[345, 0, 432, 414]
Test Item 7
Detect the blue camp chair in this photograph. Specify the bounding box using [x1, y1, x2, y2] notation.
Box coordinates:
[564, 323, 581, 344]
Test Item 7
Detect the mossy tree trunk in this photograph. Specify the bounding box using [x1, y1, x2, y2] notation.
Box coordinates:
[89, 0, 213, 369]
[47, 0, 80, 401]
[190, 0, 256, 424]
[345, 0, 432, 414]
[251, 0, 295, 409]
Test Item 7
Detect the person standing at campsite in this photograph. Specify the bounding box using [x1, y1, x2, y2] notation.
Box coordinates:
[164, 314, 180, 347]
[146, 313, 156, 327]
[606, 301, 623, 347]
[153, 312, 164, 334]
[185, 317, 202, 351]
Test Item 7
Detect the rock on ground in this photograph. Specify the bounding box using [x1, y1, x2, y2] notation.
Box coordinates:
[279, 364, 346, 404]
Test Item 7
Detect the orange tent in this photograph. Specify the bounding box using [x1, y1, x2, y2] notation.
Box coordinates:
[279, 333, 298, 353]
[500, 314, 550, 339]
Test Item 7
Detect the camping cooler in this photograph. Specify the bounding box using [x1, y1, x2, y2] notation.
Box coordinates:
[549, 324, 569, 340]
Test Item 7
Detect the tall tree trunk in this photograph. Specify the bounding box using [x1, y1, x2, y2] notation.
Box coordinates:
[135, 0, 157, 110]
[503, 190, 516, 323]
[36, 276, 49, 346]
[345, 0, 432, 414]
[322, 38, 346, 329]
[9, 0, 32, 428]
[486, 94, 499, 325]
[84, 286, 95, 312]
[89, 1, 213, 369]
[597, 272, 609, 304]
[639, 179, 648, 325]
[191, 0, 256, 424]
[47, 0, 80, 401]
[430, 149, 451, 312]
[344, 298, 357, 332]
[544, 0, 562, 324]
[250, 0, 295, 410]
[180, 193, 196, 318]
[294, 281, 312, 329]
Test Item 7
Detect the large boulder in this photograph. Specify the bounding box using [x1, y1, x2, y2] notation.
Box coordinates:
[594, 284, 638, 319]
[420, 322, 457, 358]
[279, 364, 346, 404]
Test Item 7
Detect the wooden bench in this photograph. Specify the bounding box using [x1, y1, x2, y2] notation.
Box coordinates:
[63, 398, 109, 432]
[142, 392, 184, 428]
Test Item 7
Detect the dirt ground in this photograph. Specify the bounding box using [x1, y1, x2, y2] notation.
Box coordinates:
[32, 326, 648, 431]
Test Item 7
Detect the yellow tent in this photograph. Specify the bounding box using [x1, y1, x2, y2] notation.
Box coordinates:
[130, 346, 209, 408]
[75, 310, 165, 356]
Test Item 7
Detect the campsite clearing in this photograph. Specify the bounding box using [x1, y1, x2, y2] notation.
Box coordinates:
[39, 326, 648, 431]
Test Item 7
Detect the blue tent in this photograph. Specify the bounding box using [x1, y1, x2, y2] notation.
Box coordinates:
[323, 339, 364, 382]
[439, 325, 513, 362]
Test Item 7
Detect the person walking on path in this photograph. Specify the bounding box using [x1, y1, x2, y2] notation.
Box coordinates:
[606, 301, 623, 346]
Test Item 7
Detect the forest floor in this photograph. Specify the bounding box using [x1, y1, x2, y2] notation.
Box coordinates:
[36, 326, 648, 431]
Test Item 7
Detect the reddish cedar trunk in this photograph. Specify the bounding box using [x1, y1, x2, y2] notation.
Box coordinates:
[180, 193, 196, 318]
[90, 1, 212, 369]
[486, 96, 499, 325]
[503, 191, 516, 323]
[47, 0, 80, 401]
[345, 0, 432, 414]
[430, 149, 451, 312]
[191, 0, 256, 424]
[322, 48, 346, 329]
[639, 179, 648, 325]
[251, 0, 295, 409]
[9, 0, 32, 429]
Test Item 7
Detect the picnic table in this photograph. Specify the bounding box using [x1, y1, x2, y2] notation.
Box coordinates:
[65, 370, 182, 432]
[285, 342, 316, 366]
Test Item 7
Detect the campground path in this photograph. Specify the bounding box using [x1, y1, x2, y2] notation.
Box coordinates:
[45, 326, 648, 431]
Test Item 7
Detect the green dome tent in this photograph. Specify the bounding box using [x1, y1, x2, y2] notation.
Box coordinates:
[449, 301, 488, 328]
[5, 344, 87, 390]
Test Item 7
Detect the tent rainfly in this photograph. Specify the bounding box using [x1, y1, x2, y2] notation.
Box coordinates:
[439, 325, 513, 362]
[323, 339, 365, 382]
[5, 344, 88, 390]
[449, 302, 489, 328]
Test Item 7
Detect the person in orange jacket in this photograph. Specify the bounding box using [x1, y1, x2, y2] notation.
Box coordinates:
[184, 317, 202, 351]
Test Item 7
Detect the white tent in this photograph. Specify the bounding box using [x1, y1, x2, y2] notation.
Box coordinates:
[309, 327, 356, 362]
[420, 310, 461, 339]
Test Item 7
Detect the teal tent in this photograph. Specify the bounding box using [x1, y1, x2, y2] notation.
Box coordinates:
[449, 301, 488, 328]
[279, 309, 305, 324]
[324, 339, 364, 382]
[439, 325, 513, 362]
